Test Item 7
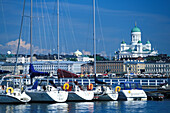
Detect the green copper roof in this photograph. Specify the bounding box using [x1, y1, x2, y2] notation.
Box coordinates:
[121, 40, 126, 44]
[146, 40, 151, 44]
[126, 48, 132, 52]
[143, 49, 150, 51]
[138, 40, 142, 43]
[131, 26, 141, 32]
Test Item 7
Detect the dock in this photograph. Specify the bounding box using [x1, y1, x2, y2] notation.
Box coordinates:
[145, 79, 170, 100]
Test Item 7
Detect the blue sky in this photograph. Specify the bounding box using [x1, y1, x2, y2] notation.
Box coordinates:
[0, 0, 170, 56]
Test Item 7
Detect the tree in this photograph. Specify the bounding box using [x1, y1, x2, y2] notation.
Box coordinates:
[106, 69, 111, 73]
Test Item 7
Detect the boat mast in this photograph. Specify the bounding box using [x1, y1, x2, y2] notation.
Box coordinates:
[30, 0, 33, 63]
[93, 0, 96, 75]
[14, 0, 26, 74]
[57, 0, 60, 69]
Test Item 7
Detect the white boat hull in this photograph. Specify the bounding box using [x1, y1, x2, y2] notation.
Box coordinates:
[0, 91, 31, 103]
[118, 90, 147, 101]
[93, 86, 118, 101]
[26, 90, 68, 102]
[94, 92, 118, 101]
[47, 91, 68, 102]
[67, 91, 94, 101]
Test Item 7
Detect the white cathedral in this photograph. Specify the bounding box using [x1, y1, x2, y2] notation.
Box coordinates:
[115, 24, 158, 60]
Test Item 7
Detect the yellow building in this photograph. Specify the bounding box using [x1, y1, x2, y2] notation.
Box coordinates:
[124, 61, 145, 75]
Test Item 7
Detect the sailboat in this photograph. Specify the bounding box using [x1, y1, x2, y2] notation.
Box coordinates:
[25, 64, 68, 102]
[92, 0, 118, 101]
[118, 67, 147, 101]
[118, 81, 147, 101]
[25, 0, 68, 102]
[93, 76, 118, 101]
[0, 0, 31, 104]
[64, 81, 94, 101]
[0, 75, 31, 103]
[54, 0, 94, 101]
[58, 69, 94, 101]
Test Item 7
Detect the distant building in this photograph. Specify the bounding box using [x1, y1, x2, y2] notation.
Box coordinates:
[77, 55, 94, 62]
[35, 54, 58, 62]
[23, 61, 86, 75]
[61, 55, 77, 61]
[145, 60, 170, 76]
[73, 50, 82, 57]
[6, 56, 36, 63]
[81, 62, 94, 74]
[124, 61, 145, 75]
[115, 24, 158, 60]
[96, 61, 124, 74]
[0, 63, 24, 74]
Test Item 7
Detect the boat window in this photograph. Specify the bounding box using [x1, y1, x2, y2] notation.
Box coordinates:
[125, 83, 130, 89]
[137, 83, 142, 89]
[131, 83, 137, 89]
[120, 83, 125, 90]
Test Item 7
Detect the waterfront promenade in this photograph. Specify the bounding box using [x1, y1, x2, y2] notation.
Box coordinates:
[20, 78, 169, 88]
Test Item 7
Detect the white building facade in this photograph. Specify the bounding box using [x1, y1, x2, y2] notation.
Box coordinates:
[145, 60, 170, 76]
[115, 24, 158, 60]
[23, 61, 86, 75]
[77, 56, 94, 62]
[6, 56, 36, 63]
[1, 63, 24, 74]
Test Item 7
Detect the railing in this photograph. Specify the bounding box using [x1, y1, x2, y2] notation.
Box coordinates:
[53, 78, 167, 87]
[20, 78, 168, 87]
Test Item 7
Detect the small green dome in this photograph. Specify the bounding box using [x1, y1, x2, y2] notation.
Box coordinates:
[121, 40, 126, 44]
[146, 40, 151, 44]
[138, 40, 142, 43]
[131, 26, 141, 32]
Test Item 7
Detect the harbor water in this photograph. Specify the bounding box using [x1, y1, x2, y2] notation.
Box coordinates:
[0, 100, 170, 113]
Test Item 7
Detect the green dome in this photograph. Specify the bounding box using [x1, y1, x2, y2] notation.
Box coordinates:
[121, 40, 126, 44]
[131, 26, 141, 32]
[146, 40, 151, 44]
[138, 40, 142, 43]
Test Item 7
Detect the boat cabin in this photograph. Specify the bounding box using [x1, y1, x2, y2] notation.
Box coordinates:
[119, 82, 142, 90]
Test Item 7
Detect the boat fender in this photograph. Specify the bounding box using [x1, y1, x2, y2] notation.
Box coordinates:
[88, 83, 93, 90]
[115, 86, 121, 92]
[6, 87, 14, 94]
[63, 83, 69, 90]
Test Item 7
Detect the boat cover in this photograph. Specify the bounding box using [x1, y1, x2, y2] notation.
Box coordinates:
[57, 69, 78, 78]
[29, 63, 50, 84]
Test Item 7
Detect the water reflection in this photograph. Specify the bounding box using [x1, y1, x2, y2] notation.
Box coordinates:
[105, 101, 119, 109]
[122, 101, 147, 113]
[0, 104, 30, 113]
[68, 102, 94, 113]
[94, 101, 120, 113]
[123, 101, 147, 108]
[47, 103, 68, 113]
[111, 101, 148, 113]
[0, 100, 169, 113]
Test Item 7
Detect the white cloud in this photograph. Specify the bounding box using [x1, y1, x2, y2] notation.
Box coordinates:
[82, 50, 91, 55]
[0, 39, 50, 54]
[99, 51, 107, 57]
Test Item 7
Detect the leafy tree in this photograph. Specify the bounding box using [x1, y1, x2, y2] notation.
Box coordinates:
[67, 58, 78, 61]
[106, 69, 111, 73]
